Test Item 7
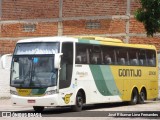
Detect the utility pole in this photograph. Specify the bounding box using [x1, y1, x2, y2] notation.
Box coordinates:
[125, 0, 131, 43]
[58, 0, 63, 36]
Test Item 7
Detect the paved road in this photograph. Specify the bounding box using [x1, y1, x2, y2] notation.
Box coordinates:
[0, 99, 160, 119]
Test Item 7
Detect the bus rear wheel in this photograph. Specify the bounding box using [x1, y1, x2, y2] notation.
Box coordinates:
[33, 106, 44, 113]
[138, 89, 146, 104]
[71, 92, 84, 112]
[129, 88, 138, 105]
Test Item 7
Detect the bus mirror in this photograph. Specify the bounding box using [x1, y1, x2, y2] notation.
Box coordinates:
[0, 54, 12, 70]
[54, 53, 63, 69]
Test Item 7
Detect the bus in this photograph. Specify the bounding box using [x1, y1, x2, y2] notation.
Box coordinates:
[1, 36, 158, 112]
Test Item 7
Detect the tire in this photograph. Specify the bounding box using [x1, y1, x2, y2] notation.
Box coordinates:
[71, 92, 84, 112]
[138, 89, 146, 104]
[129, 88, 138, 105]
[33, 106, 44, 113]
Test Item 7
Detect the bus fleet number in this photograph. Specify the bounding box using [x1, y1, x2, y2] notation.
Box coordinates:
[149, 71, 156, 75]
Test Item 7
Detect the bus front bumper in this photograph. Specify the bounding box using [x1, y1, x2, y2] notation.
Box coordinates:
[11, 94, 59, 107]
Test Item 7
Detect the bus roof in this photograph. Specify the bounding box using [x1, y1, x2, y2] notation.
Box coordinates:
[17, 36, 156, 50]
[76, 36, 156, 50]
[17, 36, 78, 43]
[75, 36, 122, 43]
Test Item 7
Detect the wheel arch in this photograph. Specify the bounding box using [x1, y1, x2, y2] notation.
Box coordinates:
[76, 88, 86, 104]
[130, 86, 139, 98]
[131, 86, 138, 93]
[140, 86, 147, 100]
[129, 86, 139, 105]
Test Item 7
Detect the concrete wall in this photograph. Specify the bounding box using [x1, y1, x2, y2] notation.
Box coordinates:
[0, 56, 10, 98]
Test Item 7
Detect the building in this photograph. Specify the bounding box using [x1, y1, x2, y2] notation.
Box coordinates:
[0, 0, 160, 54]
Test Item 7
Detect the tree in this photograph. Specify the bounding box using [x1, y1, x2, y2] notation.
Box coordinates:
[135, 0, 160, 36]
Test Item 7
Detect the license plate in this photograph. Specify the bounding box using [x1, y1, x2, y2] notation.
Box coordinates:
[28, 100, 35, 103]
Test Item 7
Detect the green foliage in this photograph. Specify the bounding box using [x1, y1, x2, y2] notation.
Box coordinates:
[135, 0, 160, 36]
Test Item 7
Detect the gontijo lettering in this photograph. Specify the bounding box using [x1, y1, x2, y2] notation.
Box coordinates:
[119, 69, 142, 77]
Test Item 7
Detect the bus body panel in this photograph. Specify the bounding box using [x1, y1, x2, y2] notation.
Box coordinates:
[11, 94, 59, 107]
[9, 36, 158, 109]
[109, 66, 158, 101]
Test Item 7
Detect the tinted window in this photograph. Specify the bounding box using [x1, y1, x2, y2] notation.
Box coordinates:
[76, 44, 90, 64]
[146, 50, 156, 66]
[76, 43, 156, 67]
[129, 49, 139, 66]
[90, 45, 102, 64]
[102, 46, 116, 65]
[138, 49, 147, 66]
[115, 47, 128, 65]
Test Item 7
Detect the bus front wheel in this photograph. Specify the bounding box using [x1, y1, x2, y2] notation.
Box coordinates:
[71, 92, 84, 112]
[129, 88, 138, 105]
[33, 106, 44, 113]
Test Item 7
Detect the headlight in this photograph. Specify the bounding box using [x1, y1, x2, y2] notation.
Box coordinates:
[45, 89, 58, 95]
[10, 90, 18, 95]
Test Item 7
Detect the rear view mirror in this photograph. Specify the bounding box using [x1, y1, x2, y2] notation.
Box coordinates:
[0, 54, 12, 70]
[54, 53, 63, 69]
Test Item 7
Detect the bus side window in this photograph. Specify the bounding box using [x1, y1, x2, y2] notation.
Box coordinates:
[76, 44, 90, 64]
[138, 50, 147, 66]
[116, 47, 128, 65]
[91, 53, 101, 64]
[129, 49, 139, 66]
[104, 54, 112, 64]
[76, 52, 87, 64]
[146, 50, 156, 66]
[90, 46, 102, 64]
[102, 46, 116, 65]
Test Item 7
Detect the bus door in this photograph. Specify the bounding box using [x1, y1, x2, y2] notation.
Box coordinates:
[59, 42, 74, 105]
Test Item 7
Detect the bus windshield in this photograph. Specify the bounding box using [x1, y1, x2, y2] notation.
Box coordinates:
[11, 55, 57, 88]
[14, 42, 59, 55]
[11, 42, 59, 88]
